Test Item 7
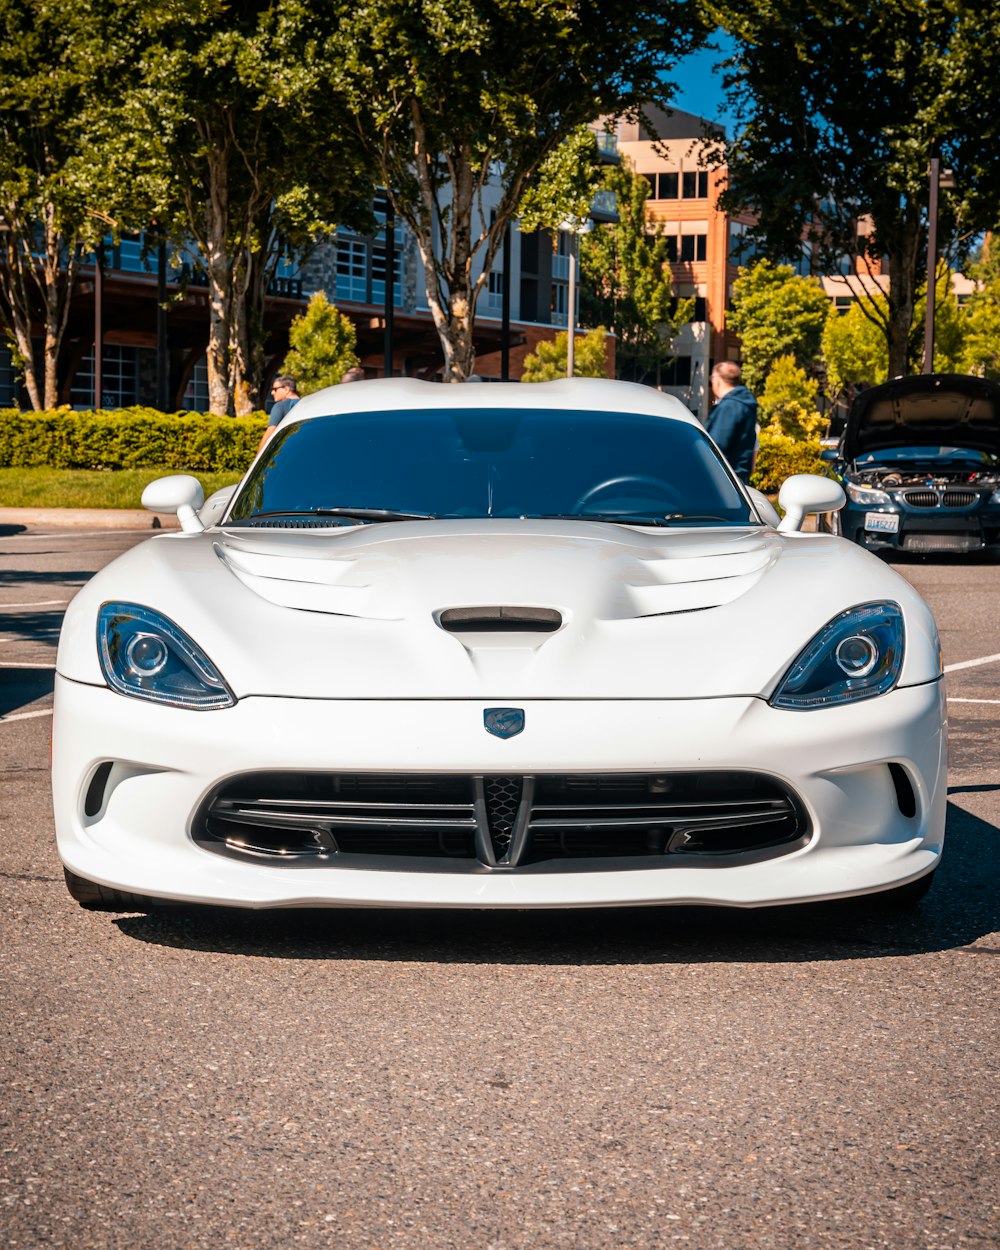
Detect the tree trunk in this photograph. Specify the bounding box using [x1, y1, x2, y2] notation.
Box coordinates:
[885, 210, 922, 379]
[202, 151, 234, 416]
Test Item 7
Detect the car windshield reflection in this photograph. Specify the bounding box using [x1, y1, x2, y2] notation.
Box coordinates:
[229, 408, 756, 526]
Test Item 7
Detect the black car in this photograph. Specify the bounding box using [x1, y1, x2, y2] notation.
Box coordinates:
[820, 373, 1000, 554]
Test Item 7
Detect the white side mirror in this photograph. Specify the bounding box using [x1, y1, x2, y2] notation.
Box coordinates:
[141, 474, 206, 534]
[777, 474, 845, 533]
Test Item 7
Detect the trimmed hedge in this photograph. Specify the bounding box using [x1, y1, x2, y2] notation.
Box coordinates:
[0, 407, 267, 472]
[751, 428, 831, 495]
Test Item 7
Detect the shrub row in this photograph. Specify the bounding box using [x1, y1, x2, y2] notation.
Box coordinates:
[751, 428, 831, 495]
[0, 407, 267, 472]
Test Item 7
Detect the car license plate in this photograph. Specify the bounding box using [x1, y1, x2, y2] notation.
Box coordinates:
[864, 512, 900, 533]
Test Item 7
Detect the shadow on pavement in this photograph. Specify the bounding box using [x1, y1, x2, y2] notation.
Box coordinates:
[0, 524, 27, 537]
[113, 800, 999, 965]
[0, 667, 55, 717]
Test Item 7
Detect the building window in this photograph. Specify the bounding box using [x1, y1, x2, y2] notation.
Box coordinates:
[680, 234, 707, 262]
[0, 341, 16, 406]
[661, 356, 693, 386]
[183, 357, 210, 412]
[665, 236, 679, 262]
[551, 280, 568, 325]
[335, 207, 403, 307]
[834, 296, 853, 316]
[680, 171, 709, 199]
[71, 346, 139, 409]
[486, 270, 505, 312]
[658, 172, 679, 199]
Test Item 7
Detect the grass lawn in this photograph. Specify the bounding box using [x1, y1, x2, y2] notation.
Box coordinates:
[0, 467, 244, 510]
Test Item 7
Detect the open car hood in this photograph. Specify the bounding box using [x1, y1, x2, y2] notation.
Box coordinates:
[841, 373, 1000, 462]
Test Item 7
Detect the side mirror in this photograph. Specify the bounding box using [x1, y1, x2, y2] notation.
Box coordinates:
[777, 474, 845, 533]
[141, 474, 206, 534]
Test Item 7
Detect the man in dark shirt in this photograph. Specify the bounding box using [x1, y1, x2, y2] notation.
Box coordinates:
[705, 361, 758, 484]
[257, 375, 300, 453]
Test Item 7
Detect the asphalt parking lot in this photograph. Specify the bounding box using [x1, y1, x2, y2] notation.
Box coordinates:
[1, 519, 997, 1250]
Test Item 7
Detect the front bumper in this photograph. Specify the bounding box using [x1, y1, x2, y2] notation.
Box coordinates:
[841, 500, 1000, 552]
[52, 676, 947, 910]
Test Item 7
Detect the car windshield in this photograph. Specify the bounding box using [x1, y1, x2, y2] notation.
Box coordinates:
[228, 407, 756, 526]
[855, 446, 998, 467]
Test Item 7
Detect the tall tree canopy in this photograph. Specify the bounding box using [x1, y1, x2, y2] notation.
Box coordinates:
[581, 158, 693, 384]
[282, 0, 705, 380]
[727, 260, 829, 393]
[92, 0, 373, 414]
[706, 0, 1000, 378]
[0, 0, 108, 409]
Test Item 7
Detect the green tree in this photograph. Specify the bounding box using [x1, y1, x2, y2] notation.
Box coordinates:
[521, 327, 610, 382]
[821, 299, 889, 398]
[286, 0, 704, 381]
[960, 244, 1000, 379]
[0, 0, 108, 409]
[281, 292, 360, 394]
[727, 260, 829, 393]
[705, 0, 1000, 378]
[911, 268, 966, 374]
[94, 0, 372, 415]
[757, 354, 823, 439]
[580, 158, 693, 384]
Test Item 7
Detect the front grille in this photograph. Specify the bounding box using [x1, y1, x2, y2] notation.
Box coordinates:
[941, 489, 978, 508]
[901, 488, 980, 510]
[901, 490, 939, 508]
[195, 771, 808, 870]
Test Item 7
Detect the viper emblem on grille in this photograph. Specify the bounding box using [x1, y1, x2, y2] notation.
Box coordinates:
[484, 707, 525, 739]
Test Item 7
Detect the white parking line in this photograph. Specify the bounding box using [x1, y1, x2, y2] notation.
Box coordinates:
[944, 652, 1000, 673]
[0, 707, 54, 723]
[949, 697, 1000, 705]
[0, 661, 56, 669]
[0, 599, 70, 609]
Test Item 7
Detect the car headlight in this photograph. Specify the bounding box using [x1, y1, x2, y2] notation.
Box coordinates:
[990, 489, 1000, 505]
[770, 601, 904, 710]
[98, 602, 235, 709]
[845, 481, 891, 506]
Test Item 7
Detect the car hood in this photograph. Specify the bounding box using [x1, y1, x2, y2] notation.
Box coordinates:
[841, 373, 1000, 462]
[59, 519, 939, 699]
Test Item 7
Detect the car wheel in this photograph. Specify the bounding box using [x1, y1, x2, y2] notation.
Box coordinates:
[63, 867, 157, 912]
[872, 868, 936, 909]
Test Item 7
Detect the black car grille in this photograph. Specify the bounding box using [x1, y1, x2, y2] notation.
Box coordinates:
[901, 488, 979, 509]
[194, 771, 809, 870]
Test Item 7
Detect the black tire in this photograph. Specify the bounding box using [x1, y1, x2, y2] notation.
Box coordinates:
[63, 867, 157, 912]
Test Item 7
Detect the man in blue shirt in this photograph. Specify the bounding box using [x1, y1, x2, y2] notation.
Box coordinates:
[706, 361, 758, 484]
[257, 375, 300, 453]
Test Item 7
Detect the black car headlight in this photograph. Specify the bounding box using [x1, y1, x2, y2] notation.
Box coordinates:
[98, 603, 236, 709]
[770, 602, 904, 710]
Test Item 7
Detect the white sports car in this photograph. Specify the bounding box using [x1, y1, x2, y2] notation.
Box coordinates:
[52, 378, 947, 912]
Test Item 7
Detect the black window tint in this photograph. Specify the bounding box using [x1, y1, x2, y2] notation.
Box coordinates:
[659, 172, 678, 199]
[680, 235, 695, 261]
[698, 171, 709, 198]
[682, 172, 697, 198]
[230, 409, 752, 524]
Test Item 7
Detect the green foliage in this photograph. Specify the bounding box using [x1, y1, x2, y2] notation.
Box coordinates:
[581, 158, 693, 383]
[960, 246, 1000, 379]
[520, 328, 610, 383]
[758, 355, 823, 439]
[0, 408, 265, 472]
[706, 0, 1000, 377]
[281, 292, 360, 395]
[751, 428, 829, 495]
[821, 299, 889, 397]
[292, 0, 704, 379]
[0, 467, 241, 509]
[519, 127, 603, 235]
[911, 269, 966, 373]
[728, 261, 829, 393]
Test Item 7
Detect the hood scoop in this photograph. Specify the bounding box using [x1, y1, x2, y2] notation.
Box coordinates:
[438, 606, 563, 634]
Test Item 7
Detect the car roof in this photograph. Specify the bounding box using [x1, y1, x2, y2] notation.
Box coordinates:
[281, 377, 703, 428]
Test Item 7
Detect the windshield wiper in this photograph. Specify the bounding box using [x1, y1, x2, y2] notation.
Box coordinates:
[313, 507, 440, 521]
[519, 513, 741, 526]
[243, 507, 439, 523]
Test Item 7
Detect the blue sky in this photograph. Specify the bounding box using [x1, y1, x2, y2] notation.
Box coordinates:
[666, 35, 738, 133]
